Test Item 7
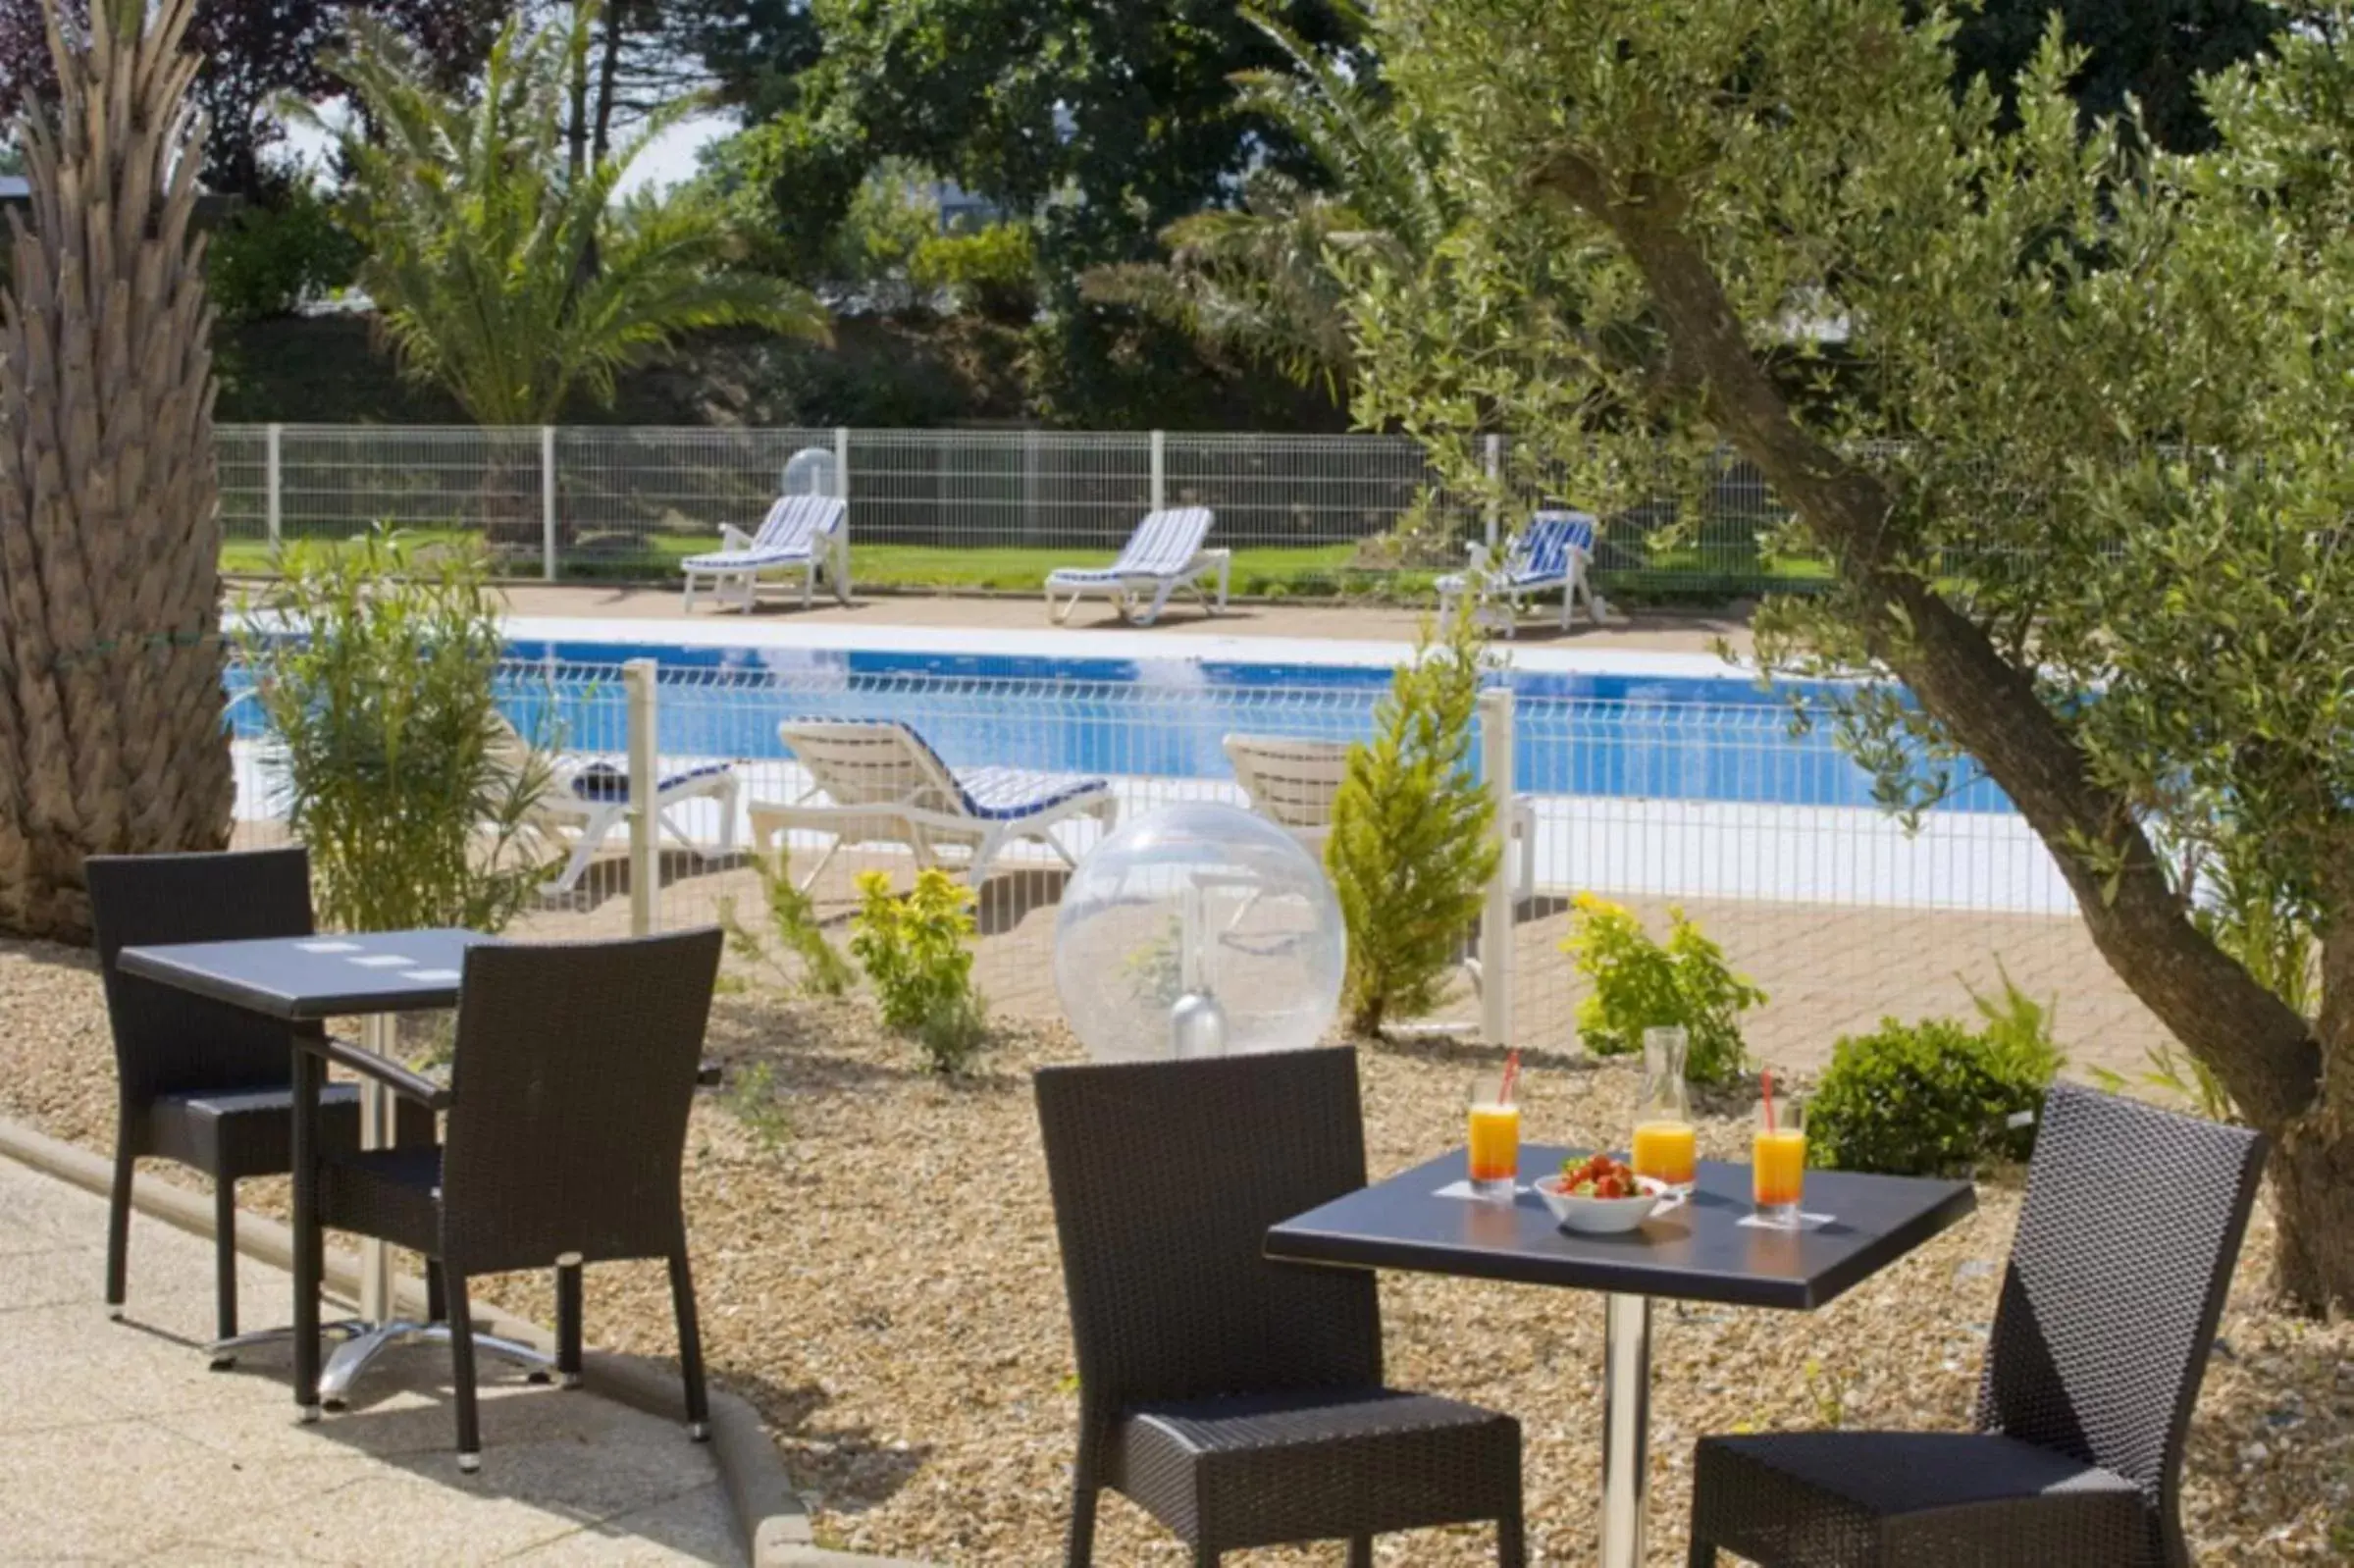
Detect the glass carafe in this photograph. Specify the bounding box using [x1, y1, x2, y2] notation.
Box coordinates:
[1631, 1026, 1697, 1195]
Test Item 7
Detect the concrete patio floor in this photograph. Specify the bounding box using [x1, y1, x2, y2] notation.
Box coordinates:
[0, 1156, 741, 1566]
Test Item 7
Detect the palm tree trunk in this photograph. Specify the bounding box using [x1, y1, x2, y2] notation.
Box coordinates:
[0, 0, 231, 943]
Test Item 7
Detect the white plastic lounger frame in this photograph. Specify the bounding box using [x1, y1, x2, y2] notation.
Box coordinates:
[681, 494, 852, 613]
[1437, 508, 1605, 636]
[747, 720, 1120, 891]
[1222, 733, 1537, 903]
[1044, 505, 1229, 627]
[499, 720, 743, 894]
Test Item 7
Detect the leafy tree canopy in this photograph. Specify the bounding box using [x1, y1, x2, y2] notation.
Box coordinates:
[671, 0, 822, 121]
[1076, 0, 2281, 405]
[1941, 0, 2283, 150]
[0, 0, 501, 196]
[721, 0, 1365, 283]
[1345, 0, 2354, 1309]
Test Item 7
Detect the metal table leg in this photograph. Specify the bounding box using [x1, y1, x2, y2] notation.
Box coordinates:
[313, 1013, 549, 1407]
[1600, 1291, 1652, 1568]
[358, 1014, 395, 1324]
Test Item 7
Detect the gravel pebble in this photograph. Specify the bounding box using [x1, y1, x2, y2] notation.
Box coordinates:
[5, 936, 2347, 1563]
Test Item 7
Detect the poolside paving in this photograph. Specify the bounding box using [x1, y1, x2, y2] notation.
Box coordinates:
[0, 1156, 741, 1567]
[491, 581, 1758, 657]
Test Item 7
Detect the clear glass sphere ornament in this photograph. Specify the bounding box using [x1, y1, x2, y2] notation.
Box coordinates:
[1053, 803, 1346, 1063]
[781, 446, 839, 497]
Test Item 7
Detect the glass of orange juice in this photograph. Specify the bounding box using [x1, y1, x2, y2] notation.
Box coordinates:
[1752, 1097, 1807, 1227]
[1466, 1072, 1520, 1203]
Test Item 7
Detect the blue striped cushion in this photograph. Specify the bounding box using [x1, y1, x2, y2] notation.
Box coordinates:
[951, 765, 1108, 821]
[683, 547, 814, 569]
[888, 724, 1106, 820]
[1510, 510, 1595, 584]
[570, 761, 733, 803]
[684, 496, 844, 570]
[1049, 507, 1214, 585]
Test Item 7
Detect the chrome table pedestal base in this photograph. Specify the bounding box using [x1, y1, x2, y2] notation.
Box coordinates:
[1599, 1291, 1653, 1568]
[317, 1320, 556, 1406]
[206, 1317, 366, 1371]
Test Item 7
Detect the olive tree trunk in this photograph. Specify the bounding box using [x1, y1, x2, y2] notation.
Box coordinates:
[1538, 154, 2353, 1312]
[0, 0, 231, 944]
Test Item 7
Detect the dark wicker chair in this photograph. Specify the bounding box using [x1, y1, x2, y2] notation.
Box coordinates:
[86, 848, 429, 1365]
[1035, 1048, 1525, 1568]
[1687, 1083, 2266, 1568]
[288, 927, 724, 1470]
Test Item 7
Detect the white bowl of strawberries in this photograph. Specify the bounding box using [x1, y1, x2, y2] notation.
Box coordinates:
[1535, 1153, 1663, 1234]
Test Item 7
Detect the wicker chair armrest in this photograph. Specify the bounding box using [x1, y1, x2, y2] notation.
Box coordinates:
[294, 1033, 453, 1112]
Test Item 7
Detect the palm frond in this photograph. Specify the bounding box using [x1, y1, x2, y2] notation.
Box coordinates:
[314, 2, 826, 425]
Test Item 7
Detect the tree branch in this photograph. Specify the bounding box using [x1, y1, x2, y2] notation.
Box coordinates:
[1534, 153, 2321, 1128]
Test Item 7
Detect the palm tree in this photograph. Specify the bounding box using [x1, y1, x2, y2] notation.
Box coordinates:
[301, 3, 827, 429]
[1081, 4, 1448, 397]
[0, 0, 233, 943]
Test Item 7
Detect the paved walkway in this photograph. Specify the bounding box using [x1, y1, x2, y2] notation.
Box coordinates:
[0, 1158, 741, 1566]
[494, 581, 1757, 657]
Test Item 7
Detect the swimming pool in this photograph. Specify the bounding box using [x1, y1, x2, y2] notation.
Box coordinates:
[392, 637, 2011, 816]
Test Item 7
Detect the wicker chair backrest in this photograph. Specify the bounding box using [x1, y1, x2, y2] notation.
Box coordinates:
[1977, 1083, 2264, 1538]
[1035, 1048, 1384, 1412]
[87, 848, 319, 1105]
[440, 928, 723, 1273]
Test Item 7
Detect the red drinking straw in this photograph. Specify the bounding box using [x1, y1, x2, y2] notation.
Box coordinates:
[1498, 1048, 1521, 1106]
[1762, 1068, 1778, 1134]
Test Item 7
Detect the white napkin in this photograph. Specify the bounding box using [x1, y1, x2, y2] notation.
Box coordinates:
[1738, 1211, 1835, 1231]
[1433, 1178, 1529, 1201]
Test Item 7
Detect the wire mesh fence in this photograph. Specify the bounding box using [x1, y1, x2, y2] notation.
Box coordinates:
[220, 654, 2170, 1070]
[214, 424, 1830, 596]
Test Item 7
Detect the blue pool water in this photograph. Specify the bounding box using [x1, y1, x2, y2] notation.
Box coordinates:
[232, 639, 2015, 815]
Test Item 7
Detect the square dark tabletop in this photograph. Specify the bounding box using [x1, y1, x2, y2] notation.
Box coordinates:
[1266, 1144, 1976, 1311]
[116, 928, 497, 1020]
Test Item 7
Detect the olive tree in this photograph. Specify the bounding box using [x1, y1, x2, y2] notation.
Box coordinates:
[1347, 0, 2354, 1310]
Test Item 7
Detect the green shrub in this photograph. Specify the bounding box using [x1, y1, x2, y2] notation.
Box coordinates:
[722, 858, 854, 997]
[1562, 896, 1764, 1086]
[238, 527, 555, 933]
[1810, 1015, 2064, 1177]
[207, 183, 364, 322]
[912, 222, 1038, 322]
[850, 867, 988, 1071]
[1328, 613, 1499, 1034]
[1964, 963, 2062, 1069]
[724, 1060, 793, 1153]
[915, 990, 991, 1076]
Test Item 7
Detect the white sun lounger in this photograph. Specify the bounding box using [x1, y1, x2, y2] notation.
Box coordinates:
[499, 718, 743, 893]
[681, 494, 852, 613]
[1222, 732, 1537, 902]
[748, 720, 1120, 891]
[1044, 505, 1229, 626]
[1437, 508, 1605, 635]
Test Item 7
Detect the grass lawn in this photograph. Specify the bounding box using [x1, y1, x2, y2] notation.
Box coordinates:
[222, 532, 1826, 599]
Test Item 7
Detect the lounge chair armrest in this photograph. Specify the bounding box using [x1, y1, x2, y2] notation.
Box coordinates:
[294, 1033, 453, 1112]
[720, 523, 757, 551]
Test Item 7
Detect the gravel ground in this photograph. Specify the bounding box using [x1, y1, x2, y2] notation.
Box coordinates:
[5, 935, 2349, 1564]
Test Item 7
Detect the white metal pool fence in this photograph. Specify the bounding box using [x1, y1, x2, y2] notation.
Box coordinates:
[227, 655, 2167, 1066]
[214, 423, 1808, 594]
